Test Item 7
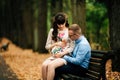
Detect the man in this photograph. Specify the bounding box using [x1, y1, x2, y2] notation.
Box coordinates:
[55, 24, 91, 79]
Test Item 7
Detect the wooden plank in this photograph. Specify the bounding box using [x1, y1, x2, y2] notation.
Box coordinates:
[91, 50, 108, 54]
[87, 70, 101, 78]
[86, 73, 100, 80]
[88, 63, 102, 72]
[90, 58, 102, 63]
[91, 52, 104, 58]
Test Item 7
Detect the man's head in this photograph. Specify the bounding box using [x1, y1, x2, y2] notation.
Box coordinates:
[68, 24, 82, 41]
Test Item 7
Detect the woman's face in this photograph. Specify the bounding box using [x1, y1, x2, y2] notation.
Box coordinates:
[57, 23, 66, 30]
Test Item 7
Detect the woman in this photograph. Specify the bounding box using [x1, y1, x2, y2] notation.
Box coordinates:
[41, 12, 75, 80]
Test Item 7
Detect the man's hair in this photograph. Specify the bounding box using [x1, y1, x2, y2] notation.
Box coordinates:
[69, 24, 82, 35]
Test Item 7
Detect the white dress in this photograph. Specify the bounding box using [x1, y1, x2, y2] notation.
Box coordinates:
[45, 28, 75, 54]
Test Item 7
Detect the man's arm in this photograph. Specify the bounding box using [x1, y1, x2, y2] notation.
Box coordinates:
[63, 44, 90, 66]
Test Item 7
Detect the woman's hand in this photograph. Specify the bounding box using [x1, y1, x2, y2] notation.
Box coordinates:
[55, 41, 66, 48]
[54, 52, 64, 58]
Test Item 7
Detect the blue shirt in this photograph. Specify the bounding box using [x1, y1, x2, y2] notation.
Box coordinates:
[63, 35, 91, 69]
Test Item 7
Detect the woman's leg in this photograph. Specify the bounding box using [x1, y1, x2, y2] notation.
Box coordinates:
[42, 57, 54, 80]
[47, 58, 66, 80]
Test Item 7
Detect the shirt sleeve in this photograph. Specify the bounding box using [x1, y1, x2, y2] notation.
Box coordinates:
[65, 39, 75, 53]
[63, 44, 90, 66]
[45, 29, 54, 50]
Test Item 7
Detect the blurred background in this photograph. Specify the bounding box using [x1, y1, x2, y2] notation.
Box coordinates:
[0, 0, 109, 53]
[1, 0, 120, 79]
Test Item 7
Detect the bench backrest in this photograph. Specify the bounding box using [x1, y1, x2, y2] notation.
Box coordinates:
[86, 50, 108, 80]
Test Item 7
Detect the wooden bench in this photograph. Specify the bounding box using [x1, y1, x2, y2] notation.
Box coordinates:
[57, 50, 109, 80]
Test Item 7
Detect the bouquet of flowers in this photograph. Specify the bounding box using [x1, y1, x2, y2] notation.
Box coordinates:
[51, 46, 62, 54]
[51, 39, 67, 54]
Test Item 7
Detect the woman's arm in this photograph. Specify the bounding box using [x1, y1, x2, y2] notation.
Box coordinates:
[65, 39, 75, 53]
[45, 28, 60, 51]
[54, 39, 75, 58]
[45, 29, 54, 50]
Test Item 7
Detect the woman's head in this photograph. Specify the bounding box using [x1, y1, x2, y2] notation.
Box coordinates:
[52, 12, 69, 41]
[55, 13, 66, 25]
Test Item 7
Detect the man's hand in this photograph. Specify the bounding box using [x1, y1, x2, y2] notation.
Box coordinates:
[54, 52, 64, 58]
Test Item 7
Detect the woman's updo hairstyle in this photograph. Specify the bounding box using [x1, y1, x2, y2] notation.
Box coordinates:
[52, 12, 69, 41]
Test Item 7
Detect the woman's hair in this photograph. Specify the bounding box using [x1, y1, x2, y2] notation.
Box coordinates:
[69, 24, 82, 35]
[52, 12, 69, 42]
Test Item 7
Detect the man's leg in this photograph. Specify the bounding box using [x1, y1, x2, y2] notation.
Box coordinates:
[55, 62, 88, 79]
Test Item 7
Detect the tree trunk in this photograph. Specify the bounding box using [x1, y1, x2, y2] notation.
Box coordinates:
[10, 0, 27, 48]
[1, 0, 25, 47]
[51, 0, 63, 17]
[22, 0, 34, 49]
[107, 0, 120, 72]
[71, 0, 86, 34]
[37, 0, 47, 53]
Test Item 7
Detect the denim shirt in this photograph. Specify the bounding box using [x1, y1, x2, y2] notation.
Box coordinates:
[63, 35, 91, 69]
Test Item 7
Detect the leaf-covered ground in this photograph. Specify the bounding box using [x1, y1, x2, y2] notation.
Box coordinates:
[0, 38, 120, 80]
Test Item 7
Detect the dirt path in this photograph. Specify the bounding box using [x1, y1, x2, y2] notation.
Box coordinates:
[0, 41, 50, 80]
[0, 55, 18, 80]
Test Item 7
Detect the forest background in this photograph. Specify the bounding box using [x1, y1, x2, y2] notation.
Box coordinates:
[1, 0, 120, 79]
[0, 0, 109, 52]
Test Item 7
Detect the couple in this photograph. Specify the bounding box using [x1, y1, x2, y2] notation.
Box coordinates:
[42, 12, 91, 80]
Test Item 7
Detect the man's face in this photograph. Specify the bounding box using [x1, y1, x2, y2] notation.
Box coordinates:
[69, 30, 79, 41]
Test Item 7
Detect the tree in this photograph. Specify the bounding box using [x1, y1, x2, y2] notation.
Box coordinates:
[22, 0, 34, 49]
[96, 0, 120, 72]
[107, 0, 120, 72]
[51, 0, 63, 17]
[37, 0, 47, 52]
[0, 0, 26, 47]
[86, 0, 109, 50]
[71, 0, 86, 34]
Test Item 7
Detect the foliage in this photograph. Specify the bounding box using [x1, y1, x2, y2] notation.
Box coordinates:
[47, 0, 72, 33]
[86, 0, 109, 50]
[0, 0, 110, 51]
[47, 0, 110, 50]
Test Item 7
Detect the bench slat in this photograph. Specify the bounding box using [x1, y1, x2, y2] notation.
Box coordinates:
[91, 52, 104, 58]
[88, 63, 102, 72]
[87, 70, 101, 78]
[90, 58, 102, 63]
[58, 50, 108, 80]
[87, 73, 100, 80]
[61, 74, 92, 80]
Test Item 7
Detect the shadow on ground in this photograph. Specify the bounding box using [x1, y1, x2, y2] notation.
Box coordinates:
[0, 55, 18, 80]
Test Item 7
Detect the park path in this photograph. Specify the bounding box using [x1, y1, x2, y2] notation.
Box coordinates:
[0, 54, 18, 80]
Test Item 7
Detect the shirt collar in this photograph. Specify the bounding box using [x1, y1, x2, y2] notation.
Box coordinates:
[75, 35, 83, 44]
